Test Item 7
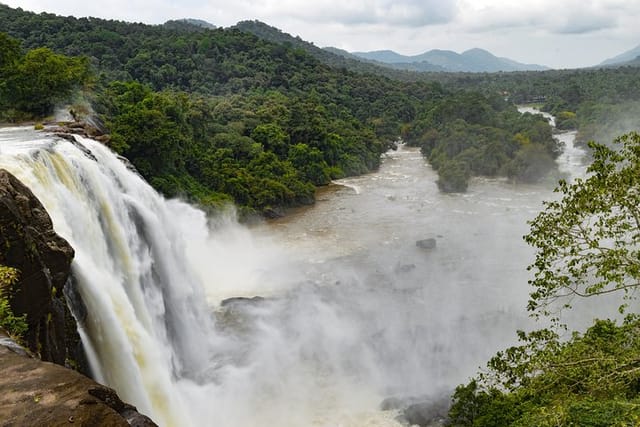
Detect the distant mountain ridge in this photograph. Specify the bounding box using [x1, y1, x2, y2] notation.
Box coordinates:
[352, 48, 549, 72]
[600, 44, 640, 66]
[231, 20, 424, 79]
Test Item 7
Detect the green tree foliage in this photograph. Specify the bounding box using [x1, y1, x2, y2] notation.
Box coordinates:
[436, 158, 470, 192]
[0, 265, 27, 339]
[449, 319, 640, 426]
[98, 81, 322, 215]
[450, 132, 640, 426]
[0, 31, 20, 71]
[0, 32, 90, 118]
[555, 111, 577, 130]
[525, 132, 640, 317]
[0, 5, 561, 207]
[404, 95, 558, 192]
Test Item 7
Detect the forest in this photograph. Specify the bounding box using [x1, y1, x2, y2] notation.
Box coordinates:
[0, 4, 561, 215]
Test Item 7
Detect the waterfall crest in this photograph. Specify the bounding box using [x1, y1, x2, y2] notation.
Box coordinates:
[0, 128, 227, 426]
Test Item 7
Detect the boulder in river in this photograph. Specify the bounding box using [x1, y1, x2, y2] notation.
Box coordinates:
[416, 238, 437, 250]
[380, 394, 451, 427]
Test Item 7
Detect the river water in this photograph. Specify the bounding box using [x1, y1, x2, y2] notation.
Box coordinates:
[0, 111, 605, 427]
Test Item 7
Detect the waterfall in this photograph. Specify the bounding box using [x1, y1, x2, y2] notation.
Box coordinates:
[0, 123, 596, 427]
[0, 128, 407, 427]
[0, 127, 226, 425]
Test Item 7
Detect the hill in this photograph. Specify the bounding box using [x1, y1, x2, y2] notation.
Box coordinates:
[352, 48, 549, 72]
[163, 18, 216, 31]
[599, 43, 640, 66]
[230, 20, 421, 80]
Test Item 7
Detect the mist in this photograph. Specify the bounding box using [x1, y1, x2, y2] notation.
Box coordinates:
[0, 120, 620, 426]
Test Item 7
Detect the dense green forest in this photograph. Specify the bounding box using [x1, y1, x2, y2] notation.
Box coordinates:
[0, 4, 563, 214]
[432, 66, 640, 148]
[0, 32, 90, 119]
[4, 3, 636, 203]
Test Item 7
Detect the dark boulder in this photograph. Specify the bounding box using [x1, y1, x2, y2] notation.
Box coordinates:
[394, 263, 416, 274]
[380, 394, 451, 427]
[220, 296, 266, 307]
[416, 238, 437, 250]
[404, 400, 449, 426]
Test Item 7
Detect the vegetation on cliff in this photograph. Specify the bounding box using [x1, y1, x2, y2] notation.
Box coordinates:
[430, 66, 640, 150]
[0, 265, 27, 339]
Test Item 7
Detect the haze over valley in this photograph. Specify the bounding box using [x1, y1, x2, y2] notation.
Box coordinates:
[1, 1, 640, 426]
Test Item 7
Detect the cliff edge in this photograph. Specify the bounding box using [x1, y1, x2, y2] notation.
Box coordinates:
[0, 168, 156, 426]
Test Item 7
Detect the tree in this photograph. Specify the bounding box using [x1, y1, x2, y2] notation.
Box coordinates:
[287, 143, 331, 185]
[0, 33, 20, 111]
[449, 132, 640, 426]
[0, 32, 20, 71]
[449, 318, 640, 426]
[2, 46, 90, 116]
[525, 132, 640, 318]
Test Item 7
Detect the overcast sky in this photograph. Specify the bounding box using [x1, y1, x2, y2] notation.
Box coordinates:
[4, 0, 640, 69]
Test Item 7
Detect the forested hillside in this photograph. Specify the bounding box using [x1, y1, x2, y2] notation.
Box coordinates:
[432, 66, 640, 148]
[0, 4, 557, 215]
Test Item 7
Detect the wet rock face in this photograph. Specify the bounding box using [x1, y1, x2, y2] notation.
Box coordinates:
[0, 341, 157, 427]
[380, 394, 451, 427]
[0, 169, 78, 366]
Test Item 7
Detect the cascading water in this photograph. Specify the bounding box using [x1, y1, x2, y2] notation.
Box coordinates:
[0, 127, 411, 426]
[0, 126, 221, 425]
[0, 116, 605, 427]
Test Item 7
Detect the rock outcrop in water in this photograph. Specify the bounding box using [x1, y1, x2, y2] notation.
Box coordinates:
[380, 394, 450, 426]
[416, 238, 437, 250]
[0, 168, 78, 365]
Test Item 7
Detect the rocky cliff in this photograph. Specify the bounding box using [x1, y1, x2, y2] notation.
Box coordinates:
[0, 168, 78, 365]
[0, 330, 156, 426]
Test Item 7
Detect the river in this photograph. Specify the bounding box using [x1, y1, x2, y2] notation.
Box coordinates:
[0, 110, 608, 427]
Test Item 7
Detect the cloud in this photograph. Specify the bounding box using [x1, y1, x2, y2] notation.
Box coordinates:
[253, 0, 459, 28]
[456, 0, 625, 35]
[553, 12, 617, 34]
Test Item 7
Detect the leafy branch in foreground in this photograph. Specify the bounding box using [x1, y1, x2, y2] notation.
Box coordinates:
[449, 132, 640, 426]
[524, 131, 640, 319]
[449, 318, 640, 426]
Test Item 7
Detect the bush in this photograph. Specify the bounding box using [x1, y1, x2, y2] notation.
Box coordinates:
[0, 265, 27, 339]
[436, 158, 470, 193]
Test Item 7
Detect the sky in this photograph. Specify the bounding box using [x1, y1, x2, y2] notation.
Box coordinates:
[3, 0, 640, 69]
